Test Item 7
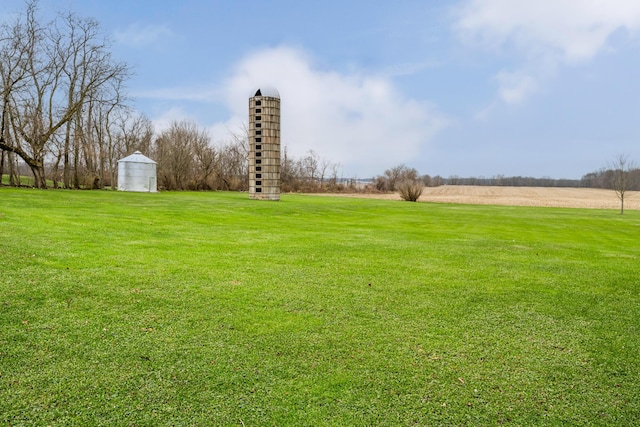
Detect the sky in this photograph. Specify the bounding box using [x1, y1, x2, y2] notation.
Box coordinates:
[3, 0, 640, 179]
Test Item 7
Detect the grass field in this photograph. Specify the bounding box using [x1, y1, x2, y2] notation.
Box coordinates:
[325, 185, 640, 211]
[1, 175, 62, 188]
[1, 188, 639, 426]
[1, 175, 35, 187]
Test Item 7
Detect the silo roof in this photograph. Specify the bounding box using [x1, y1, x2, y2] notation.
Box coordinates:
[117, 150, 156, 164]
[254, 87, 280, 98]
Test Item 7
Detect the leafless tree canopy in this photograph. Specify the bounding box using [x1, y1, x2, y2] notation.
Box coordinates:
[148, 120, 247, 192]
[280, 148, 343, 192]
[0, 0, 130, 188]
[153, 120, 214, 191]
[606, 154, 638, 214]
[375, 164, 422, 192]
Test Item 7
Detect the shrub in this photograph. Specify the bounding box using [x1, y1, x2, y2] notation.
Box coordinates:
[398, 180, 424, 202]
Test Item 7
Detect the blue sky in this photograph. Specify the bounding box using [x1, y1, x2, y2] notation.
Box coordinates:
[4, 0, 640, 179]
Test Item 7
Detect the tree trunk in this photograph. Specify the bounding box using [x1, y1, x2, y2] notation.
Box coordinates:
[73, 132, 81, 189]
[51, 149, 63, 188]
[63, 121, 71, 188]
[0, 150, 4, 184]
[29, 162, 47, 189]
[8, 152, 18, 186]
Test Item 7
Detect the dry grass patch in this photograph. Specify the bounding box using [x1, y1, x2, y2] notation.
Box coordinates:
[309, 186, 640, 210]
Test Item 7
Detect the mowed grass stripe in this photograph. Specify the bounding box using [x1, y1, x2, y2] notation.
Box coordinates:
[1, 188, 639, 425]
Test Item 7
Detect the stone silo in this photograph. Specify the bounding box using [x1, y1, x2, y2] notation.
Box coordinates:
[249, 88, 280, 200]
[117, 151, 158, 192]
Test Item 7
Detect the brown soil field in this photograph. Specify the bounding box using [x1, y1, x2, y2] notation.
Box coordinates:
[309, 186, 640, 210]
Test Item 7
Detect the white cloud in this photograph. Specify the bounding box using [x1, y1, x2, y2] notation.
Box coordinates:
[455, 0, 640, 105]
[456, 0, 640, 63]
[114, 24, 175, 48]
[211, 46, 451, 176]
[150, 106, 192, 132]
[495, 70, 538, 105]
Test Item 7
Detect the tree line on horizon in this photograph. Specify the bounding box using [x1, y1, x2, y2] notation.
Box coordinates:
[372, 163, 640, 191]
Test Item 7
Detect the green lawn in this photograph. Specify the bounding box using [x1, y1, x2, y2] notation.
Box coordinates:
[1, 188, 639, 426]
[2, 174, 65, 188]
[1, 174, 34, 187]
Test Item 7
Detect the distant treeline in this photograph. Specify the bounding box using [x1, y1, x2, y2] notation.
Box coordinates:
[370, 164, 640, 193]
[443, 169, 640, 190]
[443, 176, 582, 187]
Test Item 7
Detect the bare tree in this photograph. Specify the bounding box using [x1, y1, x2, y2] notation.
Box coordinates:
[151, 120, 217, 190]
[328, 162, 342, 190]
[154, 121, 195, 190]
[117, 111, 153, 156]
[318, 155, 332, 189]
[377, 164, 420, 192]
[278, 147, 342, 192]
[609, 154, 638, 215]
[0, 1, 40, 185]
[384, 164, 405, 191]
[280, 145, 295, 191]
[191, 127, 216, 190]
[0, 0, 129, 188]
[215, 125, 249, 191]
[302, 150, 319, 184]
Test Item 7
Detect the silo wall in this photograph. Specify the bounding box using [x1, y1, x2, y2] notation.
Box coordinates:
[249, 94, 280, 200]
[117, 161, 157, 192]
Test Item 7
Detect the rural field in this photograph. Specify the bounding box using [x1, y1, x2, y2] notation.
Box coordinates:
[1, 188, 639, 425]
[314, 185, 640, 210]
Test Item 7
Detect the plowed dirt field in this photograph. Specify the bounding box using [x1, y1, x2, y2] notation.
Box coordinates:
[312, 186, 640, 210]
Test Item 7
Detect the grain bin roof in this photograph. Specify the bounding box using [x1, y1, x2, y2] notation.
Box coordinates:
[254, 87, 280, 98]
[117, 151, 156, 164]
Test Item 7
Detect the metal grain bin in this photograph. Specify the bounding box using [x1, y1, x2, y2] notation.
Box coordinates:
[117, 151, 158, 192]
